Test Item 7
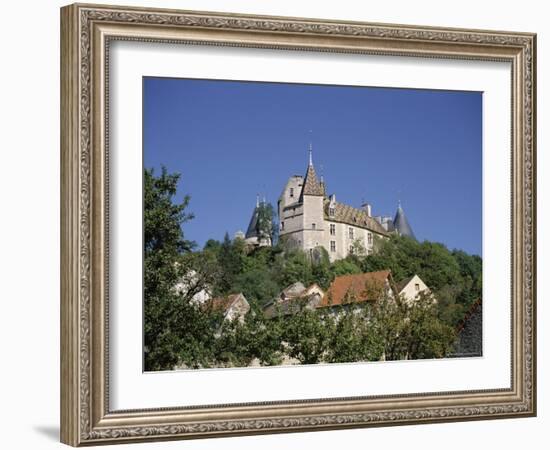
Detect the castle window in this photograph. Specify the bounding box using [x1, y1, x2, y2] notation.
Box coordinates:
[349, 227, 354, 239]
[281, 221, 284, 231]
[415, 283, 420, 291]
[290, 188, 294, 197]
[330, 241, 336, 252]
[329, 207, 335, 216]
[312, 223, 316, 230]
[368, 233, 373, 245]
[349, 245, 354, 254]
[330, 224, 336, 235]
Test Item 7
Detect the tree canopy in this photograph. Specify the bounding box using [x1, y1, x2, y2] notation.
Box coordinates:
[144, 167, 481, 371]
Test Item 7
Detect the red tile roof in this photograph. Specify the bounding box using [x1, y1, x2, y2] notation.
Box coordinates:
[318, 270, 392, 308]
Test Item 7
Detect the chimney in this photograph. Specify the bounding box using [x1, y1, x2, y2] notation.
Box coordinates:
[361, 202, 372, 217]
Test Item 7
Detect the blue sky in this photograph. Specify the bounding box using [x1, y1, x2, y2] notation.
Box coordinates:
[143, 77, 482, 256]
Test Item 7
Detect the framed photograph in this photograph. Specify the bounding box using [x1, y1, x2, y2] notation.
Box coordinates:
[60, 3, 536, 446]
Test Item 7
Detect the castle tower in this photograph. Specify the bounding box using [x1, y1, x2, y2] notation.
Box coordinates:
[277, 145, 326, 252]
[299, 146, 325, 252]
[245, 195, 272, 247]
[393, 202, 416, 240]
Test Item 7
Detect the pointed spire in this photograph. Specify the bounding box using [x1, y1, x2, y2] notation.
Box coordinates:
[393, 202, 416, 241]
[300, 130, 324, 199]
[246, 197, 260, 240]
[308, 129, 314, 166]
[300, 161, 324, 199]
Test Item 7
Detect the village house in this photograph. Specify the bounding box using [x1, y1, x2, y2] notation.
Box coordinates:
[318, 270, 395, 311]
[263, 282, 324, 318]
[394, 274, 433, 304]
[264, 270, 432, 318]
[206, 293, 250, 323]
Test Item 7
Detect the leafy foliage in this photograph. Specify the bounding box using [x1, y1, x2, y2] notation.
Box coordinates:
[144, 168, 481, 371]
[362, 235, 481, 327]
[144, 167, 221, 371]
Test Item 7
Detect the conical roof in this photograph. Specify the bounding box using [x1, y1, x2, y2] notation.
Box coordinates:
[245, 205, 260, 239]
[245, 199, 272, 242]
[300, 163, 325, 199]
[393, 204, 416, 240]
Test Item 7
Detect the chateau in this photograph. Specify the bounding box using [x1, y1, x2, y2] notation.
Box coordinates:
[245, 148, 416, 262]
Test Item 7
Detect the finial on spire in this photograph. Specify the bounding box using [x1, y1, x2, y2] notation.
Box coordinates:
[320, 164, 324, 183]
[256, 193, 260, 208]
[308, 129, 313, 166]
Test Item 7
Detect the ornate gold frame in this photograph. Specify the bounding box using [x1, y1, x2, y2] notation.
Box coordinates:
[60, 3, 536, 446]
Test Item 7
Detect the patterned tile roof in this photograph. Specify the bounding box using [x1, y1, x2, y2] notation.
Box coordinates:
[326, 200, 388, 235]
[300, 164, 325, 198]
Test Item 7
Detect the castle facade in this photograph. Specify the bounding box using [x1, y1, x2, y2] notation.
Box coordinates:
[245, 149, 416, 262]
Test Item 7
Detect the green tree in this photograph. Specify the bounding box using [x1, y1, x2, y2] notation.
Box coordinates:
[349, 238, 368, 258]
[215, 232, 246, 295]
[274, 250, 313, 288]
[325, 305, 384, 363]
[214, 304, 284, 367]
[369, 290, 456, 361]
[452, 249, 482, 308]
[280, 299, 332, 365]
[311, 246, 333, 290]
[144, 167, 220, 371]
[367, 291, 409, 360]
[362, 235, 481, 328]
[256, 201, 276, 244]
[233, 267, 280, 307]
[330, 258, 362, 278]
[404, 292, 456, 359]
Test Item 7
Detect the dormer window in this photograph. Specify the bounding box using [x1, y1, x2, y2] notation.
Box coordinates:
[329, 207, 335, 216]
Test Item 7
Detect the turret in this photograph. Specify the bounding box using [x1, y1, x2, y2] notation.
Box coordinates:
[245, 195, 272, 247]
[393, 202, 416, 240]
[299, 145, 325, 251]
